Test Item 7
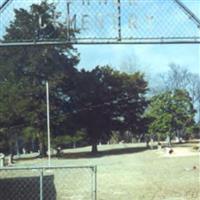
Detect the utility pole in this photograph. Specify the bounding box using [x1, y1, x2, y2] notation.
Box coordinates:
[46, 81, 51, 167]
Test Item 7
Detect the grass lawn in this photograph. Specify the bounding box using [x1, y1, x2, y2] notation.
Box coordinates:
[5, 143, 200, 199]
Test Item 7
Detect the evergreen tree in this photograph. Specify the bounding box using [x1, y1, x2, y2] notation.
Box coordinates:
[0, 1, 79, 156]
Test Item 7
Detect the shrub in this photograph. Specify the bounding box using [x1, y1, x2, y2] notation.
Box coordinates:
[192, 145, 199, 151]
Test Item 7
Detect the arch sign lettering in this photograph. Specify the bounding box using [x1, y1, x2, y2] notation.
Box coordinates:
[0, 0, 200, 46]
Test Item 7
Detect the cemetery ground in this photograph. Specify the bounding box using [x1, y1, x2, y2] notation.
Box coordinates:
[6, 141, 200, 200]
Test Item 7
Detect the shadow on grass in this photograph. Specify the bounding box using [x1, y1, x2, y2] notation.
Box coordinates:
[14, 146, 149, 161]
[58, 146, 148, 159]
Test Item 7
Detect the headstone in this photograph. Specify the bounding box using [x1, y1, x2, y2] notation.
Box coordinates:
[0, 153, 5, 167]
[157, 142, 162, 150]
[175, 137, 179, 143]
[8, 155, 12, 165]
[150, 138, 154, 149]
[22, 148, 26, 154]
[166, 135, 171, 147]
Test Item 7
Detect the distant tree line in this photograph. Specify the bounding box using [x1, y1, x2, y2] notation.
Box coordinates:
[0, 2, 199, 157]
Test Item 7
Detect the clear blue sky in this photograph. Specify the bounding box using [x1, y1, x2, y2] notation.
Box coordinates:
[76, 0, 200, 76]
[0, 0, 199, 77]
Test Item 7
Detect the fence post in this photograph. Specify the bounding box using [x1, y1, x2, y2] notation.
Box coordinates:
[40, 168, 43, 200]
[92, 166, 97, 200]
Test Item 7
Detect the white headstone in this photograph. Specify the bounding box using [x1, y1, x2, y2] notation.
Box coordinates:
[0, 153, 5, 167]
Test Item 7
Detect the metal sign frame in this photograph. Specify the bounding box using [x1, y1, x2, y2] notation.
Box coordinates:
[0, 0, 200, 46]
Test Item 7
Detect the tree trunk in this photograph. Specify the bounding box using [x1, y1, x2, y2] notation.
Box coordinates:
[39, 132, 47, 157]
[73, 141, 76, 148]
[169, 139, 172, 147]
[176, 130, 182, 143]
[16, 139, 20, 157]
[145, 135, 150, 148]
[166, 135, 171, 147]
[39, 142, 47, 157]
[91, 143, 98, 154]
[9, 143, 15, 164]
[146, 141, 150, 148]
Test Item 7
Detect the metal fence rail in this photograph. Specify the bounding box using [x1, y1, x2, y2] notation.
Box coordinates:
[0, 165, 97, 200]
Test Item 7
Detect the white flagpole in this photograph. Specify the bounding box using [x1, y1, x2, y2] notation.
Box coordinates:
[46, 81, 51, 167]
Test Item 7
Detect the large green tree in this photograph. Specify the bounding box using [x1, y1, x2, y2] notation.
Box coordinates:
[0, 81, 29, 155]
[0, 1, 79, 156]
[146, 89, 196, 143]
[70, 66, 148, 153]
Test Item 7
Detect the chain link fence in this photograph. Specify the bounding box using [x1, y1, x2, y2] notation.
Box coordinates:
[0, 0, 200, 45]
[0, 165, 97, 200]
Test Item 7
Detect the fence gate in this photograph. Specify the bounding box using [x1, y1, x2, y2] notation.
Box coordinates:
[0, 166, 97, 200]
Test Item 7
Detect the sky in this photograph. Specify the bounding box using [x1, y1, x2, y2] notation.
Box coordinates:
[0, 0, 199, 78]
[74, 0, 200, 79]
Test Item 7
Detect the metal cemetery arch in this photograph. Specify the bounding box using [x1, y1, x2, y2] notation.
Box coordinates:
[0, 0, 200, 46]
